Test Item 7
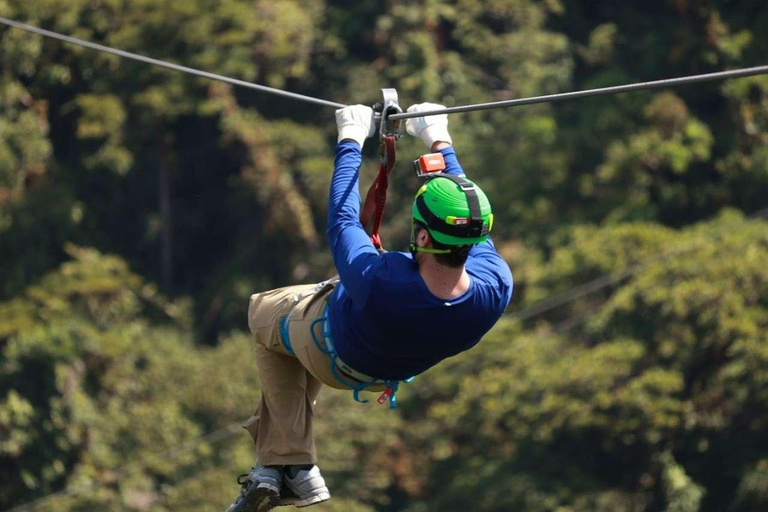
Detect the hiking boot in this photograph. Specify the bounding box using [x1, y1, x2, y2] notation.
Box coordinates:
[226, 465, 281, 512]
[277, 465, 331, 508]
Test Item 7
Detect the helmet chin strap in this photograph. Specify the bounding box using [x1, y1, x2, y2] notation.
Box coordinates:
[409, 221, 452, 256]
[410, 244, 452, 255]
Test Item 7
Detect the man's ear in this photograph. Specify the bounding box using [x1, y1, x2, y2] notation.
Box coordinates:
[417, 228, 431, 247]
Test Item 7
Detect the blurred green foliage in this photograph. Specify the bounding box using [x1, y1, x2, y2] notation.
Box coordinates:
[1, 0, 767, 511]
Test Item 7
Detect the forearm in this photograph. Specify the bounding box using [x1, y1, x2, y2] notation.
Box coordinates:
[437, 145, 466, 177]
[328, 141, 363, 240]
[327, 140, 378, 305]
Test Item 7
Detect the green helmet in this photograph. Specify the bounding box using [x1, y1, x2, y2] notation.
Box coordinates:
[412, 174, 494, 247]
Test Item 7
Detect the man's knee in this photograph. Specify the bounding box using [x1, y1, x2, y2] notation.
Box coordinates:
[248, 289, 280, 335]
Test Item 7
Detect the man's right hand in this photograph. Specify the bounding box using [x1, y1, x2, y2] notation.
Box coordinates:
[405, 103, 453, 150]
[335, 105, 375, 148]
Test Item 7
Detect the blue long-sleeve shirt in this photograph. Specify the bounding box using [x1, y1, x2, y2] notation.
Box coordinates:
[327, 141, 513, 381]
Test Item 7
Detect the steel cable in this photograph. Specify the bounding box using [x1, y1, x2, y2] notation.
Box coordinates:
[0, 17, 346, 110]
[9, 208, 768, 512]
[3, 14, 768, 512]
[389, 65, 768, 120]
[3, 17, 768, 119]
[4, 422, 244, 512]
[508, 206, 768, 324]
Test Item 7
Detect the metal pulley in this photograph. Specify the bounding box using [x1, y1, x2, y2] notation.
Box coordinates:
[373, 88, 402, 139]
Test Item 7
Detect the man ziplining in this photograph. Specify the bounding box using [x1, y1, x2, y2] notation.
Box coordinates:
[227, 103, 513, 512]
[3, 18, 768, 512]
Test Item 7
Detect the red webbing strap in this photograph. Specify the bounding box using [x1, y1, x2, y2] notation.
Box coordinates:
[360, 135, 397, 249]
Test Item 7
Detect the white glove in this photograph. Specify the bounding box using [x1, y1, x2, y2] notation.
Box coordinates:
[335, 105, 375, 148]
[405, 102, 452, 149]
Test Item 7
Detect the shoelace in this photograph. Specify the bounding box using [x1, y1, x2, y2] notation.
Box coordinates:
[237, 473, 250, 489]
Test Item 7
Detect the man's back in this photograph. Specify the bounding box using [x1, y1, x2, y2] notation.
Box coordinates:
[330, 242, 512, 380]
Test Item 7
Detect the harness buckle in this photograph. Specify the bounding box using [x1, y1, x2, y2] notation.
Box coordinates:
[377, 388, 393, 405]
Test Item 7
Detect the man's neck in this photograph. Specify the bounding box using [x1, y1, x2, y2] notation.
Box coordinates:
[416, 254, 470, 300]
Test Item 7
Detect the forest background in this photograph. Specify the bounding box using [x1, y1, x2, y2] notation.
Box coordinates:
[1, 0, 767, 511]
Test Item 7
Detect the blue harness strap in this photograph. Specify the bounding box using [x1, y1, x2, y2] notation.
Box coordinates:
[279, 315, 295, 355]
[308, 305, 413, 409]
[278, 287, 415, 409]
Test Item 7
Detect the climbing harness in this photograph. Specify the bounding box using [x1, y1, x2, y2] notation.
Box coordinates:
[277, 278, 339, 356]
[360, 88, 402, 250]
[309, 304, 414, 409]
[278, 276, 414, 409]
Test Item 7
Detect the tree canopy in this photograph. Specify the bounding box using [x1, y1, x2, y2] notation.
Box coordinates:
[1, 1, 767, 511]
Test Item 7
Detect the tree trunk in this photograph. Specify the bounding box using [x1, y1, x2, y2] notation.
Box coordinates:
[159, 137, 173, 290]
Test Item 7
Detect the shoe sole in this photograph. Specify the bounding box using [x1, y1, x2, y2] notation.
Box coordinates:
[231, 483, 280, 512]
[276, 490, 331, 508]
[295, 490, 331, 508]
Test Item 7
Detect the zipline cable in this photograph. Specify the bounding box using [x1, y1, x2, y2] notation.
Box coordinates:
[552, 208, 768, 334]
[7, 209, 768, 512]
[4, 422, 245, 512]
[3, 17, 768, 119]
[389, 64, 768, 120]
[0, 17, 346, 110]
[551, 207, 768, 332]
[508, 206, 768, 324]
[4, 14, 768, 512]
[9, 209, 768, 512]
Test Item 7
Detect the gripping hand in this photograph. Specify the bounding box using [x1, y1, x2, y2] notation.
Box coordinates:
[336, 105, 376, 148]
[405, 103, 452, 149]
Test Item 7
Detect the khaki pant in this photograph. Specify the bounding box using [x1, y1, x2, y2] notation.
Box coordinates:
[243, 282, 383, 466]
